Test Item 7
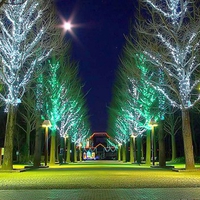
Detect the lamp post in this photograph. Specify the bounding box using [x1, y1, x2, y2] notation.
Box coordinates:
[130, 134, 135, 163]
[63, 134, 68, 163]
[42, 120, 52, 166]
[149, 119, 158, 166]
[79, 143, 82, 162]
[118, 143, 122, 161]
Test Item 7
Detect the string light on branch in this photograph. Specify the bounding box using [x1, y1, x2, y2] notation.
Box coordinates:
[0, 1, 52, 111]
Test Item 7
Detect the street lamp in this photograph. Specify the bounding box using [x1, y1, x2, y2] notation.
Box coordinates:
[42, 120, 52, 166]
[149, 119, 158, 166]
[63, 134, 69, 162]
[118, 143, 122, 161]
[79, 143, 82, 162]
[130, 134, 136, 163]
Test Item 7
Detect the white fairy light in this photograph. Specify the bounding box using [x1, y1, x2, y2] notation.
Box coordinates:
[142, 0, 200, 109]
[0, 1, 52, 111]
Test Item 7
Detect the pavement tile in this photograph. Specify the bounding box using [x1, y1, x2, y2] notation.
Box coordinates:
[1, 161, 200, 199]
[0, 188, 200, 200]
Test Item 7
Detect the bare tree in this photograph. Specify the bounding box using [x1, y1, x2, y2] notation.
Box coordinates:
[0, 0, 26, 7]
[0, 0, 58, 170]
[17, 86, 36, 162]
[164, 108, 181, 161]
[132, 0, 200, 170]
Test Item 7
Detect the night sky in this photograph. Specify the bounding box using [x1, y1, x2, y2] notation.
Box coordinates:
[56, 0, 135, 133]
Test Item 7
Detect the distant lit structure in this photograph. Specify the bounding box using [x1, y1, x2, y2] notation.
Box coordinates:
[83, 132, 117, 160]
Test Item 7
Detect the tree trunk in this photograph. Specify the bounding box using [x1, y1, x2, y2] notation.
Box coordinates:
[133, 137, 136, 162]
[118, 144, 121, 161]
[130, 136, 134, 163]
[79, 146, 82, 162]
[190, 114, 198, 158]
[74, 143, 77, 163]
[50, 131, 56, 165]
[64, 137, 67, 162]
[171, 134, 177, 161]
[158, 120, 166, 167]
[146, 130, 151, 166]
[25, 89, 32, 163]
[33, 117, 42, 167]
[141, 140, 144, 161]
[182, 109, 195, 170]
[122, 142, 126, 162]
[59, 137, 64, 164]
[137, 135, 141, 164]
[154, 133, 157, 162]
[2, 104, 16, 170]
[25, 122, 31, 162]
[66, 137, 71, 163]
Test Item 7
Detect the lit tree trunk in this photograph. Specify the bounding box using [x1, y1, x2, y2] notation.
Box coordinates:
[133, 136, 136, 162]
[33, 117, 42, 167]
[130, 136, 134, 163]
[118, 144, 121, 161]
[50, 131, 56, 165]
[158, 120, 166, 167]
[59, 137, 64, 164]
[56, 133, 59, 162]
[74, 143, 77, 163]
[154, 133, 157, 162]
[136, 135, 141, 164]
[2, 105, 16, 170]
[182, 109, 195, 170]
[79, 146, 82, 162]
[146, 130, 151, 166]
[141, 140, 144, 160]
[66, 136, 71, 163]
[171, 134, 177, 161]
[64, 137, 67, 163]
[122, 142, 126, 162]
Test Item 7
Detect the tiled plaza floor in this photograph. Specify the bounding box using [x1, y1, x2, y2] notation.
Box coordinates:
[0, 161, 200, 199]
[0, 188, 200, 200]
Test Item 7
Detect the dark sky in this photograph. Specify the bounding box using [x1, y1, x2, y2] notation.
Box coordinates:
[56, 0, 135, 133]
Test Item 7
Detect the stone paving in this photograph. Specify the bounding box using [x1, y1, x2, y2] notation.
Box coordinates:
[0, 188, 200, 200]
[0, 161, 200, 199]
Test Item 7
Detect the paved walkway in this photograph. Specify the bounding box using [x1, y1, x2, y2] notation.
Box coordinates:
[1, 161, 200, 199]
[0, 188, 200, 200]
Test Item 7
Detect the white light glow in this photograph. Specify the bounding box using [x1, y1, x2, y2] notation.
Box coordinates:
[63, 22, 71, 31]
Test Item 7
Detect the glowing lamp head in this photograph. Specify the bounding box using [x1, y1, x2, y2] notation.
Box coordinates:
[42, 120, 52, 128]
[63, 22, 72, 31]
[149, 119, 158, 127]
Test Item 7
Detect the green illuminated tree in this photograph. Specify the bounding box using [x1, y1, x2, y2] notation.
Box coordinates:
[43, 57, 63, 165]
[40, 47, 90, 165]
[33, 73, 45, 167]
[109, 48, 161, 164]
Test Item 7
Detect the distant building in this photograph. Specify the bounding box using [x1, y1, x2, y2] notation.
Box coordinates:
[83, 132, 117, 160]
